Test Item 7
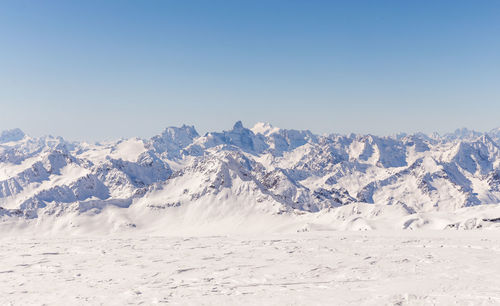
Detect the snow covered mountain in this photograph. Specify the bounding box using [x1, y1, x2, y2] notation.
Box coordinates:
[1, 122, 500, 231]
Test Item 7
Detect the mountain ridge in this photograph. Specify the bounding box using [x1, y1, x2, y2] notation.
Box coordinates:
[1, 121, 500, 232]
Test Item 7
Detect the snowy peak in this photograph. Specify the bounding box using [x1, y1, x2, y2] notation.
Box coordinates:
[445, 135, 500, 175]
[149, 124, 199, 159]
[251, 122, 280, 136]
[197, 121, 269, 154]
[444, 127, 482, 141]
[154, 124, 199, 147]
[0, 128, 26, 143]
[488, 127, 500, 136]
[488, 127, 500, 145]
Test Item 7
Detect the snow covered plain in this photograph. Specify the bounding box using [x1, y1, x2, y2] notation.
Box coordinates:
[2, 231, 500, 305]
[1, 203, 500, 305]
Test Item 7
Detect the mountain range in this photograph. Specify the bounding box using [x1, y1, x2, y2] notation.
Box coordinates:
[1, 122, 500, 232]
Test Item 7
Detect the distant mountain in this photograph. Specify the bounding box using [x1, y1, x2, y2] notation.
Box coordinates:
[1, 122, 500, 228]
[0, 128, 25, 143]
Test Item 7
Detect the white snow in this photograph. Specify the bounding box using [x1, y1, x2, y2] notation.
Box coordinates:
[251, 122, 280, 136]
[1, 123, 500, 304]
[109, 138, 147, 162]
[1, 230, 500, 305]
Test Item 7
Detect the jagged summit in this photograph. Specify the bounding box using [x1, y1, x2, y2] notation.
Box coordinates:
[232, 120, 244, 130]
[148, 125, 199, 160]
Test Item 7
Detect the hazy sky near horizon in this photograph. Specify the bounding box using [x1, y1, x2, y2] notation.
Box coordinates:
[1, 1, 499, 141]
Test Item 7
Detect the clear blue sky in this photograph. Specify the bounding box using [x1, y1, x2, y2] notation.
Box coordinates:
[1, 1, 499, 141]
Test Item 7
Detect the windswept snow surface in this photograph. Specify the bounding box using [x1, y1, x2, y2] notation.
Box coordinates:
[1, 232, 500, 305]
[2, 123, 500, 304]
